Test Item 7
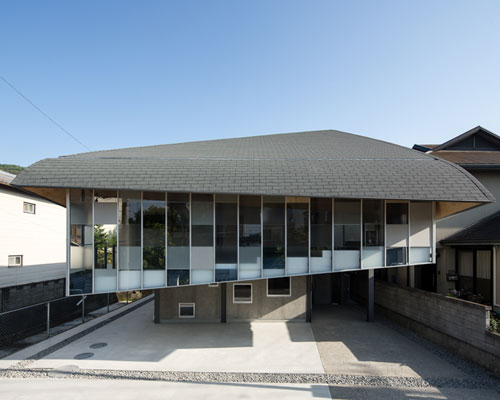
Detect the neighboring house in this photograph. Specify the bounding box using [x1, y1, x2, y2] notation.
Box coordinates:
[0, 170, 66, 311]
[12, 130, 493, 322]
[413, 126, 500, 309]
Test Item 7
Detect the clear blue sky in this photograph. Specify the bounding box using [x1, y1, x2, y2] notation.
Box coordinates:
[1, 1, 499, 166]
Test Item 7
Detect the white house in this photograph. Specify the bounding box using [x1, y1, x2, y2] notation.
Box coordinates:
[0, 170, 66, 293]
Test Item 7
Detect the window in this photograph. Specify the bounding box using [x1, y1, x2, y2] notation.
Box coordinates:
[23, 202, 35, 214]
[8, 255, 23, 267]
[178, 303, 195, 318]
[267, 277, 291, 297]
[233, 283, 252, 303]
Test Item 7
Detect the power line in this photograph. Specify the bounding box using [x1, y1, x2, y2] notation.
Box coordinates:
[0, 75, 91, 151]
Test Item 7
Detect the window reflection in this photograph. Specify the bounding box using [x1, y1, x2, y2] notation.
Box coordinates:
[286, 197, 308, 275]
[334, 199, 361, 270]
[310, 198, 332, 273]
[191, 194, 214, 284]
[215, 194, 237, 282]
[167, 193, 190, 286]
[143, 192, 165, 288]
[263, 196, 285, 277]
[239, 195, 261, 279]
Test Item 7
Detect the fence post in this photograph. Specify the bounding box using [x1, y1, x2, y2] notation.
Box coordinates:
[46, 302, 50, 337]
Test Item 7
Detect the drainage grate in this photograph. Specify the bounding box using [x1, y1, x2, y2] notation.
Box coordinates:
[89, 342, 108, 349]
[74, 352, 94, 360]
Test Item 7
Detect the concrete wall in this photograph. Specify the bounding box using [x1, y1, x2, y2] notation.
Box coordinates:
[375, 280, 500, 376]
[157, 276, 307, 322]
[0, 186, 66, 288]
[158, 284, 221, 321]
[227, 277, 307, 321]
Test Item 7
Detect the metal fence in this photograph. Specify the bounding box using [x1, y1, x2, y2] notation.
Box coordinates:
[0, 293, 117, 348]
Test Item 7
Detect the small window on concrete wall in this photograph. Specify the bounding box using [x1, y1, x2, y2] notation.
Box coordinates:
[267, 277, 291, 297]
[233, 283, 252, 303]
[178, 303, 195, 318]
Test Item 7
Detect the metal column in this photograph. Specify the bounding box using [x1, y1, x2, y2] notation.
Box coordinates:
[367, 269, 374, 322]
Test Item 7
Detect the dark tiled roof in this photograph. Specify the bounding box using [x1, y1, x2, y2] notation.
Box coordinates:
[441, 211, 500, 245]
[12, 129, 495, 202]
[432, 151, 500, 167]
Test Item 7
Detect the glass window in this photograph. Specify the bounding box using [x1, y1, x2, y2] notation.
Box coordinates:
[215, 194, 237, 282]
[334, 199, 361, 270]
[178, 303, 195, 318]
[286, 197, 308, 275]
[167, 193, 190, 286]
[362, 200, 384, 268]
[191, 194, 214, 284]
[267, 277, 291, 296]
[69, 189, 93, 295]
[310, 198, 332, 273]
[263, 196, 285, 277]
[23, 202, 35, 214]
[8, 255, 23, 267]
[143, 192, 166, 288]
[239, 195, 261, 279]
[409, 202, 432, 264]
[118, 191, 141, 290]
[386, 202, 408, 266]
[233, 283, 252, 303]
[94, 190, 118, 293]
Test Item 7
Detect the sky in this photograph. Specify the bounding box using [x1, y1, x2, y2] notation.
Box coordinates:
[1, 1, 500, 167]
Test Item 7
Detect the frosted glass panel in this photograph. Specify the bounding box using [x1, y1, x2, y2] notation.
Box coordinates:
[363, 247, 384, 268]
[119, 246, 141, 269]
[119, 270, 141, 290]
[143, 270, 166, 288]
[95, 269, 117, 292]
[191, 269, 213, 284]
[410, 247, 431, 264]
[263, 268, 285, 278]
[334, 250, 360, 270]
[310, 250, 332, 273]
[167, 246, 190, 269]
[191, 247, 214, 269]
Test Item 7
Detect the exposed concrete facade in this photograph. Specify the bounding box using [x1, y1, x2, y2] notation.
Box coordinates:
[157, 276, 307, 322]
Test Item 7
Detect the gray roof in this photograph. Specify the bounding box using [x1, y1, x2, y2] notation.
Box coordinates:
[12, 129, 495, 202]
[441, 211, 500, 245]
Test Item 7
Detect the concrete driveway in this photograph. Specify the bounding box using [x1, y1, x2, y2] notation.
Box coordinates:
[2, 298, 500, 399]
[31, 300, 324, 374]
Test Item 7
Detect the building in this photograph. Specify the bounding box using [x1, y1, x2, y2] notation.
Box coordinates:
[0, 170, 66, 312]
[413, 126, 500, 309]
[12, 129, 494, 322]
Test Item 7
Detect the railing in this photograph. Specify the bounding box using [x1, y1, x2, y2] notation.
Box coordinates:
[0, 293, 117, 348]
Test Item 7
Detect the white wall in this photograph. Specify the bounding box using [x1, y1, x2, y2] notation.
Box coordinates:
[0, 186, 66, 288]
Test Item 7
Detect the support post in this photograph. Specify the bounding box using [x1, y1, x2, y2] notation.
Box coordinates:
[306, 275, 312, 323]
[367, 269, 374, 322]
[107, 293, 110, 313]
[221, 283, 227, 323]
[339, 273, 345, 305]
[154, 289, 160, 324]
[82, 296, 85, 323]
[46, 302, 50, 337]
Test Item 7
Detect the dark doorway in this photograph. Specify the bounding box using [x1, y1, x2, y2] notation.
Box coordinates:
[415, 264, 437, 292]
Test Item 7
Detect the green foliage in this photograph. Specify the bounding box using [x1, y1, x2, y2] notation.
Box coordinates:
[491, 314, 500, 333]
[0, 164, 24, 175]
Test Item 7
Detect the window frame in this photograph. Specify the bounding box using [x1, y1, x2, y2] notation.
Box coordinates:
[266, 277, 292, 297]
[208, 283, 219, 287]
[23, 202, 36, 214]
[8, 255, 23, 267]
[178, 302, 195, 318]
[233, 283, 253, 304]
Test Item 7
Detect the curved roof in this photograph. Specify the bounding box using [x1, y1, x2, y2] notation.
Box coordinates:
[12, 129, 494, 203]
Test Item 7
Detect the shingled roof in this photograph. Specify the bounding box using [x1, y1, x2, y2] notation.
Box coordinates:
[441, 210, 500, 245]
[12, 129, 494, 203]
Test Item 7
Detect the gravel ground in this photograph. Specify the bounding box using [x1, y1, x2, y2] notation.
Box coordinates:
[0, 367, 499, 392]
